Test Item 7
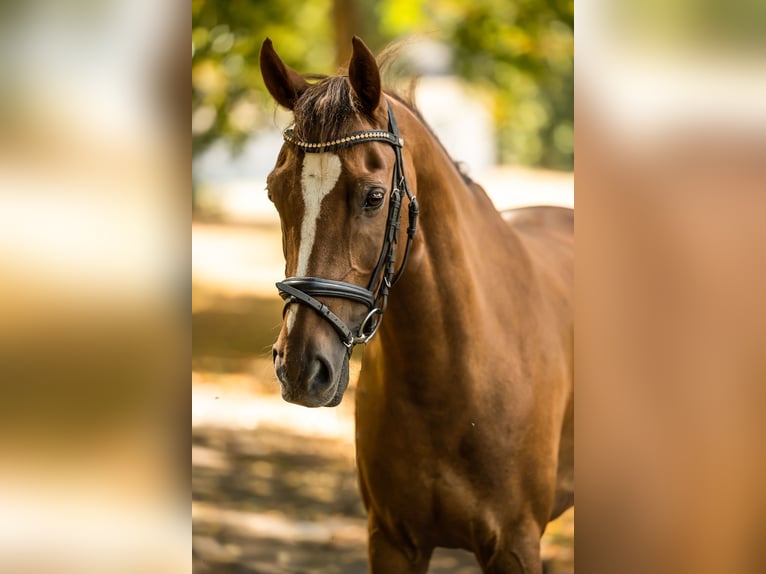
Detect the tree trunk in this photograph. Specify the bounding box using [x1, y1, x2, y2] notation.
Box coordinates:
[332, 0, 359, 68]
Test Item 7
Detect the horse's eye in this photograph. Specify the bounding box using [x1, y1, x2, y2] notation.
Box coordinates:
[364, 189, 385, 210]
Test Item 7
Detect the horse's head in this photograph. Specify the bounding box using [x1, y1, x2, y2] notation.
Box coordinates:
[260, 37, 417, 407]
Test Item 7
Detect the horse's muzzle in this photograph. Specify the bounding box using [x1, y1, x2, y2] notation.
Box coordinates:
[272, 339, 350, 408]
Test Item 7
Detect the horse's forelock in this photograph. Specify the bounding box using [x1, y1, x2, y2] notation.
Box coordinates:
[293, 76, 360, 143]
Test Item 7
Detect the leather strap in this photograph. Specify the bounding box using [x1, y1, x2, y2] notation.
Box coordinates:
[277, 281, 355, 347]
[278, 277, 375, 307]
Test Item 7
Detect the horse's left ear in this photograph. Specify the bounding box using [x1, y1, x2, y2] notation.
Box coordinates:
[348, 36, 381, 116]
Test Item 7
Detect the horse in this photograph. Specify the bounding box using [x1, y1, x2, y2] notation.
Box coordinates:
[260, 36, 573, 574]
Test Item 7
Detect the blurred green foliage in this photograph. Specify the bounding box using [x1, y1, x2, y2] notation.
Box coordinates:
[192, 0, 573, 169]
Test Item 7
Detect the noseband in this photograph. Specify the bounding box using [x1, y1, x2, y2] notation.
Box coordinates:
[276, 101, 419, 351]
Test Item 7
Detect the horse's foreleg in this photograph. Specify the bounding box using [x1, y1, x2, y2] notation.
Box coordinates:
[367, 518, 432, 574]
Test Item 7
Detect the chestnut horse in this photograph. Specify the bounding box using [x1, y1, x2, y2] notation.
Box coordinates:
[261, 36, 573, 574]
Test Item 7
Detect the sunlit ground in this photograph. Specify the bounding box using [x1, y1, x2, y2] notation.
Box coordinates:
[192, 175, 574, 572]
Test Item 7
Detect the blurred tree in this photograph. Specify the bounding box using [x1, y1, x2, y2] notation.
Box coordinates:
[444, 0, 574, 168]
[192, 0, 573, 169]
[192, 0, 335, 157]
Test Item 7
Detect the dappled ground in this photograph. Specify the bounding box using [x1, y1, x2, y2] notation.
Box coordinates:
[192, 222, 573, 573]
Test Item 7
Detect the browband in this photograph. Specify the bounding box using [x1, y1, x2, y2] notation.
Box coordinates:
[282, 128, 404, 153]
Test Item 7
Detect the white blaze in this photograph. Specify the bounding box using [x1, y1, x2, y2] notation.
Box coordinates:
[296, 153, 342, 275]
[286, 152, 342, 333]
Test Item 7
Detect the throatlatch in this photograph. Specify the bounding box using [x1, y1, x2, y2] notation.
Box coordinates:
[276, 101, 419, 350]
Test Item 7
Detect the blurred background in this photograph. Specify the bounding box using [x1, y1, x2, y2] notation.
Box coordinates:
[192, 0, 574, 572]
[3, 0, 762, 572]
[0, 1, 188, 573]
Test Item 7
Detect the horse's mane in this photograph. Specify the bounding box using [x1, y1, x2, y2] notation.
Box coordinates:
[385, 91, 475, 185]
[291, 51, 473, 185]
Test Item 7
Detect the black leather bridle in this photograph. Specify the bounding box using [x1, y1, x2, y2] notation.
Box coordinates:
[276, 102, 419, 352]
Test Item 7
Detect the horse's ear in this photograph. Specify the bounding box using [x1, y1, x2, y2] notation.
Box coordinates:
[259, 38, 309, 110]
[348, 36, 381, 116]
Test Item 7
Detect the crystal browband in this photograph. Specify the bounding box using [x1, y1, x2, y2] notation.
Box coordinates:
[283, 128, 403, 153]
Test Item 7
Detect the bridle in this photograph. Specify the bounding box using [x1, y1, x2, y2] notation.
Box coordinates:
[276, 101, 419, 352]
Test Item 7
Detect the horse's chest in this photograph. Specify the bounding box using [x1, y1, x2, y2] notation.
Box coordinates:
[356, 420, 502, 547]
[364, 464, 473, 541]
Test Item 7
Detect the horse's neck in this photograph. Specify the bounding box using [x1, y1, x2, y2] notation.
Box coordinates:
[369, 108, 533, 392]
[402, 107, 531, 305]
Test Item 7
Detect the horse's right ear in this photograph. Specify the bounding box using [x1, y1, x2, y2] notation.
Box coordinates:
[259, 38, 309, 110]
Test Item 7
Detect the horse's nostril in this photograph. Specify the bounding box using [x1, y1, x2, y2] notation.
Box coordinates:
[308, 355, 332, 391]
[272, 346, 278, 363]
